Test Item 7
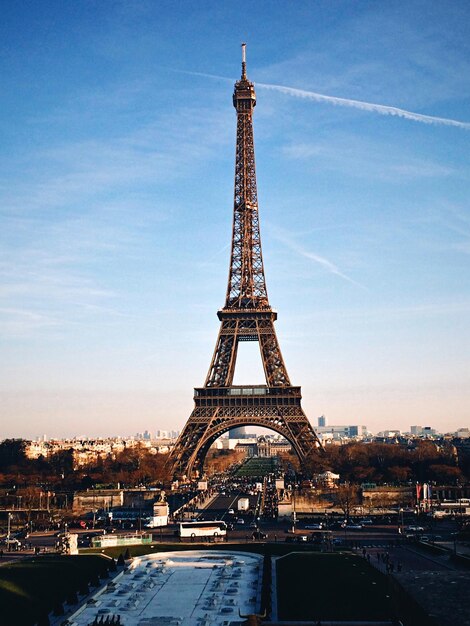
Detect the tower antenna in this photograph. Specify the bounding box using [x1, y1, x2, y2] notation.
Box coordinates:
[241, 42, 247, 79]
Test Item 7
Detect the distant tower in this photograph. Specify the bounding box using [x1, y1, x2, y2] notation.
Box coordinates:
[167, 45, 323, 478]
[318, 415, 327, 428]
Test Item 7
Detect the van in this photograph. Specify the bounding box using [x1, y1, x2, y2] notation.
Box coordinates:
[2, 538, 21, 550]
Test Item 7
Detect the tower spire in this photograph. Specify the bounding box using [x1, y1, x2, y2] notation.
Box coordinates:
[241, 42, 247, 79]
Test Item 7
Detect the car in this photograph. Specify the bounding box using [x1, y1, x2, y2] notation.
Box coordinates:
[361, 519, 373, 525]
[252, 530, 267, 540]
[297, 535, 308, 542]
[249, 522, 258, 529]
[227, 508, 235, 515]
[78, 537, 91, 547]
[236, 518, 245, 525]
[405, 525, 425, 532]
[420, 534, 443, 542]
[342, 523, 363, 530]
[13, 530, 29, 539]
[1, 538, 21, 549]
[305, 523, 323, 530]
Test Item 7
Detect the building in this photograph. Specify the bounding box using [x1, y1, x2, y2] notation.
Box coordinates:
[316, 424, 368, 441]
[229, 426, 246, 439]
[234, 435, 291, 457]
[410, 425, 438, 437]
[315, 471, 340, 488]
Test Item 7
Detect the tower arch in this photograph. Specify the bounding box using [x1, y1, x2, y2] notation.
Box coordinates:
[186, 417, 306, 478]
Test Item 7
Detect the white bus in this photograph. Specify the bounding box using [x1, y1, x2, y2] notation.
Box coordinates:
[178, 520, 227, 538]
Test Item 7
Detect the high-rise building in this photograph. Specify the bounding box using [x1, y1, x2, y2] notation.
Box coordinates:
[316, 424, 368, 440]
[318, 415, 327, 428]
[229, 427, 247, 439]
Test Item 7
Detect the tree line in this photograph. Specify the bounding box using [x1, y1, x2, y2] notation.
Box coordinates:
[289, 439, 469, 485]
[0, 438, 468, 492]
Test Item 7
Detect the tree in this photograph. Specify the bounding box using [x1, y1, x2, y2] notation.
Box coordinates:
[386, 465, 412, 483]
[0, 439, 27, 470]
[335, 483, 361, 519]
[49, 449, 74, 478]
[204, 449, 244, 475]
[428, 464, 463, 484]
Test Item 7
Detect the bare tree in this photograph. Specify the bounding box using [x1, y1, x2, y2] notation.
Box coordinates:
[335, 483, 361, 519]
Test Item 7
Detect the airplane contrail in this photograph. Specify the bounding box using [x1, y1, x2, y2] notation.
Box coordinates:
[257, 82, 470, 130]
[270, 226, 367, 290]
[178, 70, 470, 130]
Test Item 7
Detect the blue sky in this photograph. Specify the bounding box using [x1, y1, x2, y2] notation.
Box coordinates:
[1, 1, 469, 438]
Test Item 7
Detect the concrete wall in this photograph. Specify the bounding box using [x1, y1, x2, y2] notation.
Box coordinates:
[73, 488, 158, 513]
[72, 490, 124, 513]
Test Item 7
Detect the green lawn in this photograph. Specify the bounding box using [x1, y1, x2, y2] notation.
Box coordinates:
[0, 555, 113, 626]
[276, 553, 392, 622]
[234, 457, 277, 477]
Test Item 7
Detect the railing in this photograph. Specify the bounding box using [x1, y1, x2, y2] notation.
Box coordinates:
[194, 386, 301, 397]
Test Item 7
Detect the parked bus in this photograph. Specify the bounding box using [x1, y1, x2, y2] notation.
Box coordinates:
[178, 520, 227, 538]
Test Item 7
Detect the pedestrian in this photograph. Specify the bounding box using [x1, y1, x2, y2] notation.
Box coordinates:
[362, 547, 366, 557]
[367, 554, 371, 563]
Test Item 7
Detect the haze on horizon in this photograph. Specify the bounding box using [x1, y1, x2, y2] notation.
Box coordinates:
[1, 1, 470, 440]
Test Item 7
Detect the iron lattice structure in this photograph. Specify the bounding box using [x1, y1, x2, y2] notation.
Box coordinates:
[168, 46, 322, 478]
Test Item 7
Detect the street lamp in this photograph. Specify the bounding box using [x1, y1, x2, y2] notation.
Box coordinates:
[398, 508, 404, 541]
[291, 486, 296, 534]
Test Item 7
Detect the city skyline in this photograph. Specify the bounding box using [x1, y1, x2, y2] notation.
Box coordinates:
[23, 422, 470, 443]
[1, 2, 470, 438]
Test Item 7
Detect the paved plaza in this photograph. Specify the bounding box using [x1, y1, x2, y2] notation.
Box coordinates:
[69, 550, 262, 626]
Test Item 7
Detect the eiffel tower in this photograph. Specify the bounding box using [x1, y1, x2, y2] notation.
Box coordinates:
[168, 45, 322, 479]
